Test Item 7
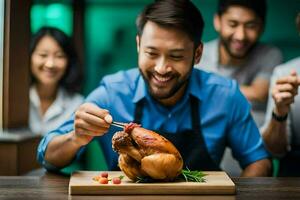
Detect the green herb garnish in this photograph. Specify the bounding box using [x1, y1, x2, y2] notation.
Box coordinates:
[135, 169, 206, 183]
[180, 169, 206, 182]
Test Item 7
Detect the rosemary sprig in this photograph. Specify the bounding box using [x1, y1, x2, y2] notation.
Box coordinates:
[180, 169, 206, 182]
[135, 169, 206, 183]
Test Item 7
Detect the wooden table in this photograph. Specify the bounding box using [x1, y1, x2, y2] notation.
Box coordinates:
[0, 172, 299, 200]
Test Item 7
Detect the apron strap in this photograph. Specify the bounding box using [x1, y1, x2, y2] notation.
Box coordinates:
[190, 95, 200, 134]
[133, 99, 144, 124]
[134, 96, 201, 129]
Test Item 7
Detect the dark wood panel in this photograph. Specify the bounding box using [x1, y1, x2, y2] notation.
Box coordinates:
[73, 0, 85, 66]
[0, 136, 41, 175]
[3, 0, 32, 128]
[0, 144, 17, 175]
[17, 137, 41, 174]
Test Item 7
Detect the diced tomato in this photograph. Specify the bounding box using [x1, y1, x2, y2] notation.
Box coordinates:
[112, 177, 121, 184]
[100, 172, 108, 178]
[99, 177, 108, 184]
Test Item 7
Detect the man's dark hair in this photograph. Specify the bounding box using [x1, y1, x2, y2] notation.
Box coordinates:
[136, 0, 204, 47]
[30, 26, 83, 94]
[217, 0, 267, 24]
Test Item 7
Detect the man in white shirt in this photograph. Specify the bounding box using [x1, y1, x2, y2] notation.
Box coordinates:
[195, 0, 282, 126]
[195, 0, 283, 176]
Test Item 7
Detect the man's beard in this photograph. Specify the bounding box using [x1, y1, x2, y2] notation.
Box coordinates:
[140, 66, 193, 101]
[220, 36, 255, 59]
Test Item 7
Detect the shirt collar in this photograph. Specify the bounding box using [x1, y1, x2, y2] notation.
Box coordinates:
[132, 69, 204, 104]
[187, 68, 204, 101]
[54, 88, 66, 110]
[30, 85, 40, 108]
[30, 85, 66, 117]
[132, 75, 147, 103]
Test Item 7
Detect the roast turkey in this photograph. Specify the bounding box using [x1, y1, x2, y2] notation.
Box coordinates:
[112, 123, 183, 181]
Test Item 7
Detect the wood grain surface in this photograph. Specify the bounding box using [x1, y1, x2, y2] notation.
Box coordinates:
[1, 173, 300, 200]
[69, 171, 236, 195]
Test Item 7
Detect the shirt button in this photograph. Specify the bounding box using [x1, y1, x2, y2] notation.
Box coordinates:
[168, 113, 172, 118]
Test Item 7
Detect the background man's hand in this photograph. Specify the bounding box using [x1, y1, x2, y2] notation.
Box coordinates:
[73, 103, 113, 146]
[272, 70, 300, 116]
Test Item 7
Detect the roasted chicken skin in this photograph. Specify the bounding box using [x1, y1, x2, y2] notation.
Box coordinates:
[112, 123, 183, 181]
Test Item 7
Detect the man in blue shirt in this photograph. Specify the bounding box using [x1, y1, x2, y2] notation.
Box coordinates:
[38, 0, 271, 176]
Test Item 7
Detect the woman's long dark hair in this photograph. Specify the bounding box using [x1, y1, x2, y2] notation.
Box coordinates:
[30, 26, 83, 94]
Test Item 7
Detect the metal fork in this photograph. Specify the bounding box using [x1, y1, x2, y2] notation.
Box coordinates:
[111, 121, 127, 129]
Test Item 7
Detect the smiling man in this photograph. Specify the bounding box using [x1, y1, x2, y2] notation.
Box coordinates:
[195, 0, 283, 127]
[37, 0, 271, 177]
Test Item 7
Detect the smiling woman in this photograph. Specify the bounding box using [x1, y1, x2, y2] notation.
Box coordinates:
[29, 27, 84, 135]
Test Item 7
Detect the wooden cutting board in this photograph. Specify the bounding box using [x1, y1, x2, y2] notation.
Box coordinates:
[69, 171, 235, 195]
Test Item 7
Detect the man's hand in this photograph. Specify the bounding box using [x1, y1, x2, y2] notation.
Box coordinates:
[73, 103, 113, 146]
[272, 70, 300, 116]
[261, 70, 300, 156]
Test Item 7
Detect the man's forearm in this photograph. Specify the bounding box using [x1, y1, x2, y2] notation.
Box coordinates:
[262, 119, 288, 156]
[44, 131, 84, 168]
[240, 85, 268, 102]
[241, 159, 272, 177]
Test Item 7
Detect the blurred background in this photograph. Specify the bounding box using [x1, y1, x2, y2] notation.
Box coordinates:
[30, 0, 300, 95]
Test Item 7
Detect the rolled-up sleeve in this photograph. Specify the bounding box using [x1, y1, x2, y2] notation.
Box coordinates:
[37, 116, 81, 171]
[37, 132, 61, 171]
[228, 83, 270, 168]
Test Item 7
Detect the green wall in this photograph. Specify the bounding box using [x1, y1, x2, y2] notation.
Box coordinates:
[31, 3, 73, 36]
[84, 1, 144, 94]
[262, 0, 300, 61]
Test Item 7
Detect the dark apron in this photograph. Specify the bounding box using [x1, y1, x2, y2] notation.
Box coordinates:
[278, 113, 300, 177]
[133, 95, 220, 171]
[278, 146, 300, 177]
